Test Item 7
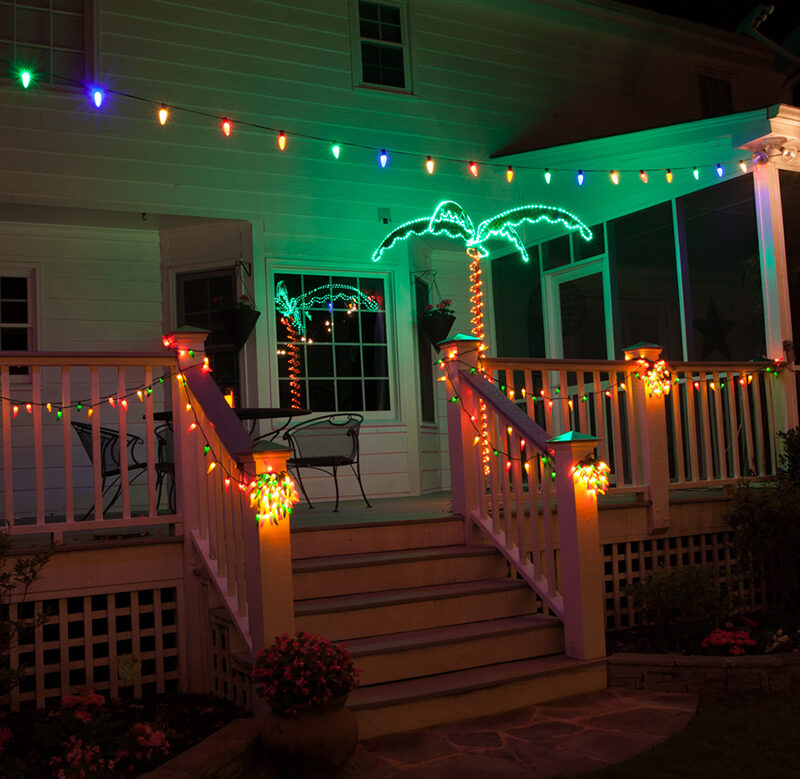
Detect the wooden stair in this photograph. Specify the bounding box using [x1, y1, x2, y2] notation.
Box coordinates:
[291, 515, 606, 738]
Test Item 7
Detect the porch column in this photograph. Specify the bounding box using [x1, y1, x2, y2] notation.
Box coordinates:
[548, 432, 606, 660]
[753, 162, 798, 431]
[238, 444, 295, 655]
[624, 342, 670, 534]
[440, 335, 483, 521]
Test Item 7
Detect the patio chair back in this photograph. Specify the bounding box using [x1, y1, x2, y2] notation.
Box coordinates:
[283, 413, 371, 512]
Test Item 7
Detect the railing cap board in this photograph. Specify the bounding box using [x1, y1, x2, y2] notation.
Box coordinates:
[547, 431, 599, 444]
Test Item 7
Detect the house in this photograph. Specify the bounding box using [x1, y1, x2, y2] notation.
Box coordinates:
[1, 0, 799, 735]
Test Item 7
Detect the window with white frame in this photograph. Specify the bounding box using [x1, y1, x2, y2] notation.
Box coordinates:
[353, 1, 410, 91]
[0, 0, 91, 86]
[274, 273, 390, 412]
[0, 271, 35, 374]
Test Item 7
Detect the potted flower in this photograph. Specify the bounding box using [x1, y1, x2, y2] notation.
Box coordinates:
[253, 631, 360, 778]
[215, 294, 261, 350]
[419, 299, 456, 347]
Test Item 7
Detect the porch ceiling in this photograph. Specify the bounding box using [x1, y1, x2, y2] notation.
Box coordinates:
[491, 104, 800, 243]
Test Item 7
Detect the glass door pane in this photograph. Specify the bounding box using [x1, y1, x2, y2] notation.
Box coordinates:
[558, 272, 607, 359]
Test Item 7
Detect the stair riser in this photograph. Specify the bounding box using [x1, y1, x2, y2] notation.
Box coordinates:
[296, 588, 538, 642]
[354, 626, 565, 686]
[293, 554, 508, 599]
[354, 663, 608, 739]
[291, 519, 465, 559]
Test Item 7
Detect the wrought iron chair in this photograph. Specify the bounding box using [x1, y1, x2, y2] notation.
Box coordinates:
[283, 413, 372, 512]
[71, 421, 148, 520]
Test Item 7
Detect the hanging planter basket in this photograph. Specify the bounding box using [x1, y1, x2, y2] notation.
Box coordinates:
[220, 307, 261, 350]
[419, 313, 456, 348]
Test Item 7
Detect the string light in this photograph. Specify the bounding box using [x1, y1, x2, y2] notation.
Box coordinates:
[469, 161, 479, 177]
[379, 149, 388, 168]
[639, 170, 648, 184]
[158, 105, 168, 125]
[693, 166, 699, 180]
[569, 455, 610, 497]
[332, 142, 341, 159]
[577, 170, 584, 186]
[222, 118, 232, 137]
[426, 156, 435, 174]
[544, 168, 550, 184]
[506, 166, 514, 183]
[716, 163, 724, 177]
[666, 169, 673, 183]
[91, 88, 104, 108]
[739, 159, 747, 173]
[20, 70, 32, 88]
[610, 170, 620, 185]
[278, 131, 287, 150]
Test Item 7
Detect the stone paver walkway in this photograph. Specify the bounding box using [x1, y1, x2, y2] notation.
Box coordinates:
[332, 688, 698, 778]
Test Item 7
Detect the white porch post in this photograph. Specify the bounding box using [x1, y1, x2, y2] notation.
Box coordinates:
[753, 161, 798, 431]
[548, 432, 606, 660]
[623, 342, 671, 534]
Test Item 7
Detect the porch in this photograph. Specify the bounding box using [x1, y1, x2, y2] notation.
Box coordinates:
[2, 329, 785, 730]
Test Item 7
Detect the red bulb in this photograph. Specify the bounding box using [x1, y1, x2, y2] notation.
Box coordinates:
[222, 118, 232, 137]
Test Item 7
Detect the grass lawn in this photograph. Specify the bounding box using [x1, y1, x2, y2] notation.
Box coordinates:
[579, 691, 800, 778]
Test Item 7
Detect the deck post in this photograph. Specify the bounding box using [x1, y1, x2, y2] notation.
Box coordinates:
[624, 342, 671, 534]
[548, 432, 606, 660]
[440, 335, 483, 525]
[238, 445, 295, 656]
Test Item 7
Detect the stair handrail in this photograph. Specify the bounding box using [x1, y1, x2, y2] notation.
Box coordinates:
[442, 336, 606, 660]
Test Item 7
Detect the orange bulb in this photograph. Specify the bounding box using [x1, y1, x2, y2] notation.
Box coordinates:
[425, 156, 434, 174]
[158, 105, 168, 125]
[222, 118, 232, 137]
[278, 131, 287, 150]
[639, 170, 648, 184]
[610, 170, 620, 185]
[506, 166, 514, 183]
[666, 169, 673, 183]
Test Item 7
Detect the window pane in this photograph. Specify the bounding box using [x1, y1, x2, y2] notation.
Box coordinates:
[359, 277, 385, 308]
[17, 8, 49, 45]
[335, 344, 362, 377]
[559, 274, 607, 359]
[306, 344, 333, 376]
[364, 379, 390, 410]
[542, 235, 570, 271]
[53, 12, 84, 50]
[1, 328, 29, 350]
[1, 277, 27, 298]
[333, 310, 359, 342]
[308, 380, 336, 411]
[337, 380, 363, 410]
[1, 300, 27, 322]
[304, 314, 332, 343]
[362, 345, 388, 377]
[361, 311, 386, 344]
[53, 0, 85, 11]
[681, 175, 763, 361]
[573, 224, 604, 262]
[492, 249, 545, 358]
[611, 203, 682, 360]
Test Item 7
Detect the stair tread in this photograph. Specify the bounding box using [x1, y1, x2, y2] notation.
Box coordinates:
[295, 577, 532, 615]
[344, 614, 561, 656]
[349, 655, 605, 709]
[291, 515, 464, 535]
[293, 544, 499, 572]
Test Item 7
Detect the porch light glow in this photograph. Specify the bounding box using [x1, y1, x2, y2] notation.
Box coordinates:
[506, 166, 514, 182]
[469, 161, 479, 177]
[426, 156, 435, 174]
[222, 118, 232, 136]
[379, 149, 388, 167]
[278, 131, 287, 150]
[544, 168, 550, 184]
[158, 105, 168, 125]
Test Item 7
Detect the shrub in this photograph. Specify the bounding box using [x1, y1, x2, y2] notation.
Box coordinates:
[626, 566, 733, 653]
[724, 427, 800, 610]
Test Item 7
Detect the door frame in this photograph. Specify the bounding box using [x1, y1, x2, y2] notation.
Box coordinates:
[543, 257, 614, 359]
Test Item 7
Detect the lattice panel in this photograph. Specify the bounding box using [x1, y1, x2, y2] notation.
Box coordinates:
[6, 587, 179, 710]
[210, 613, 250, 710]
[603, 531, 770, 630]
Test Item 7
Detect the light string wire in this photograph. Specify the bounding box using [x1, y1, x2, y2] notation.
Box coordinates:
[437, 348, 786, 465]
[0, 57, 783, 179]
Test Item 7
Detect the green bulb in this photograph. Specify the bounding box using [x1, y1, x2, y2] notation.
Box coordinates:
[20, 70, 32, 88]
[332, 143, 341, 159]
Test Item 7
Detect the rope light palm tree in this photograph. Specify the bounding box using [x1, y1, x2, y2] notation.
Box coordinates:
[275, 281, 379, 408]
[372, 200, 592, 471]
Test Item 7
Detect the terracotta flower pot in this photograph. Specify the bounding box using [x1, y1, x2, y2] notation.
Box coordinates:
[420, 313, 456, 348]
[260, 695, 358, 778]
[220, 307, 261, 350]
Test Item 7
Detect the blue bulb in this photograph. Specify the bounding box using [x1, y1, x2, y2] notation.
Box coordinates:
[91, 89, 103, 108]
[379, 150, 388, 168]
[716, 164, 723, 178]
[577, 170, 584, 186]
